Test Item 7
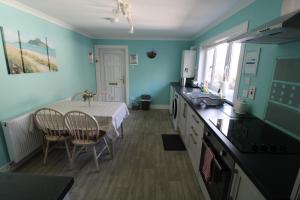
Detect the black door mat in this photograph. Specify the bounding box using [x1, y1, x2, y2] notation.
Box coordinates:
[161, 134, 186, 151]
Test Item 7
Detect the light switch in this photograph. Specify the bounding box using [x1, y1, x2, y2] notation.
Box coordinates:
[248, 86, 256, 100]
[242, 89, 248, 98]
[245, 77, 251, 85]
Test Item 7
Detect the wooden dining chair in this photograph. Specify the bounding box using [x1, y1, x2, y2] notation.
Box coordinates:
[34, 108, 71, 165]
[64, 111, 111, 171]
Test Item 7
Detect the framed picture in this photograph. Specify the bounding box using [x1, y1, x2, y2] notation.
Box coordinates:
[1, 27, 24, 74]
[46, 38, 58, 72]
[0, 26, 59, 74]
[19, 31, 50, 73]
[129, 54, 138, 65]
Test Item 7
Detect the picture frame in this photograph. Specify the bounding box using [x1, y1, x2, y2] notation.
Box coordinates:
[0, 26, 59, 74]
[0, 27, 25, 74]
[129, 54, 138, 65]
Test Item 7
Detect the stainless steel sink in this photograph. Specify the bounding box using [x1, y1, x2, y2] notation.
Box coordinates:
[184, 92, 225, 106]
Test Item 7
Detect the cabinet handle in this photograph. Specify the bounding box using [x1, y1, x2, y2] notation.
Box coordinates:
[190, 134, 197, 145]
[191, 126, 198, 136]
[192, 114, 199, 123]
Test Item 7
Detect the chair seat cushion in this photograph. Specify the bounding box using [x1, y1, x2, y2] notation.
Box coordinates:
[45, 135, 70, 142]
[71, 130, 106, 144]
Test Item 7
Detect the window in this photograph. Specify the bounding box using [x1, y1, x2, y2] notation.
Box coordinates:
[201, 42, 242, 103]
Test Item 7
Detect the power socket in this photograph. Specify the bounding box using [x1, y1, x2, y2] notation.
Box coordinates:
[245, 77, 251, 85]
[248, 87, 256, 100]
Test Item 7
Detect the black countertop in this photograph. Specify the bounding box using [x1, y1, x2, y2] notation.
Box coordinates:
[171, 82, 300, 200]
[0, 173, 74, 200]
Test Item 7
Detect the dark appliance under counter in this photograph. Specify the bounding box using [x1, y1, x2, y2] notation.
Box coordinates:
[207, 117, 300, 200]
[199, 127, 235, 200]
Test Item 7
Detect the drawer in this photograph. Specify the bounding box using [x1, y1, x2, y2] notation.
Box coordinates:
[188, 111, 204, 141]
[186, 128, 203, 174]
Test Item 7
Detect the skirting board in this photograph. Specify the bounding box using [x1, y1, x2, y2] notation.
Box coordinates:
[127, 104, 168, 110]
[150, 104, 169, 109]
[0, 163, 11, 172]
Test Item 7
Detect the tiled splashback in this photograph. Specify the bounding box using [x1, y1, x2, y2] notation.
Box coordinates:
[266, 57, 300, 139]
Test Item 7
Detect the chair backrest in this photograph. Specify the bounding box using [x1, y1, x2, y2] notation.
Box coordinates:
[34, 108, 65, 137]
[64, 111, 100, 143]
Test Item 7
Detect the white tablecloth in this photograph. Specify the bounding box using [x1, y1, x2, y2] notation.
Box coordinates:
[46, 101, 130, 139]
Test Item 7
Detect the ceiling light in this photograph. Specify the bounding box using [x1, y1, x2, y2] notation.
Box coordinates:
[110, 0, 134, 34]
[129, 24, 134, 34]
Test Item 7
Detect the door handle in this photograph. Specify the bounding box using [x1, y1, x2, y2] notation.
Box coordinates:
[109, 82, 118, 86]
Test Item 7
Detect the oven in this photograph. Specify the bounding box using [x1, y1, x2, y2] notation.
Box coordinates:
[199, 127, 235, 200]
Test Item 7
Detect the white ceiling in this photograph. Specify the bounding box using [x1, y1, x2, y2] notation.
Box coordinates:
[11, 0, 255, 40]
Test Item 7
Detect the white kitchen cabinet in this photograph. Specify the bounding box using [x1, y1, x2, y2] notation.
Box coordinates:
[178, 96, 188, 140]
[230, 164, 266, 200]
[186, 105, 204, 174]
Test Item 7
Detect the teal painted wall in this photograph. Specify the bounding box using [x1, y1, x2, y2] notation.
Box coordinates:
[94, 39, 192, 105]
[193, 0, 300, 119]
[0, 3, 96, 166]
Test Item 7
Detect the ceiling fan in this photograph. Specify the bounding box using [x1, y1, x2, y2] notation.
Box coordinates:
[104, 0, 134, 34]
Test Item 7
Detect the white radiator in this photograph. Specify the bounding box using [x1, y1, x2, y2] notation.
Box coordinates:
[1, 112, 43, 164]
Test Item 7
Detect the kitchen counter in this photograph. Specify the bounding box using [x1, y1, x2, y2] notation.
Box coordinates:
[0, 173, 74, 200]
[171, 82, 300, 200]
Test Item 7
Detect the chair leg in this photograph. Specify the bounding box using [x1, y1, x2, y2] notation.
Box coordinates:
[64, 140, 71, 163]
[120, 123, 124, 139]
[43, 140, 50, 165]
[92, 145, 100, 171]
[71, 145, 76, 169]
[104, 137, 112, 159]
[108, 138, 114, 159]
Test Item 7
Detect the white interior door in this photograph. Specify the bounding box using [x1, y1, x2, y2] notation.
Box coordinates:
[98, 48, 126, 102]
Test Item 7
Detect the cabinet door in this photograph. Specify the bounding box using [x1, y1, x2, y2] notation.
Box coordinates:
[185, 104, 193, 149]
[230, 164, 265, 200]
[178, 97, 187, 136]
[186, 106, 205, 174]
[178, 97, 183, 131]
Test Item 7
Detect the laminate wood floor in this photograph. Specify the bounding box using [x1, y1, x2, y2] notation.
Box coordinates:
[17, 109, 204, 200]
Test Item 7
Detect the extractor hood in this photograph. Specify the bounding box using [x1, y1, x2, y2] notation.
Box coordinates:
[229, 10, 300, 44]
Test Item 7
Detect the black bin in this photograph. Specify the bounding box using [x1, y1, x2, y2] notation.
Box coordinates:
[140, 95, 151, 110]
